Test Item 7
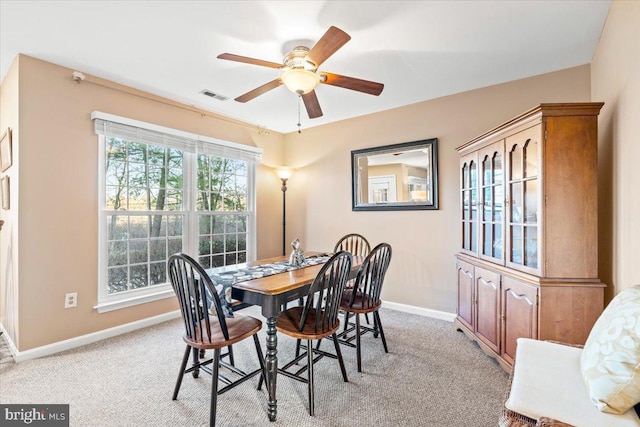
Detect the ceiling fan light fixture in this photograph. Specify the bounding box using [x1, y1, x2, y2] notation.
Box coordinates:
[281, 68, 320, 95]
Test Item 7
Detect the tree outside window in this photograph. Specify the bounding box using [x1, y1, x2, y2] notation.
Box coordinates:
[104, 137, 250, 295]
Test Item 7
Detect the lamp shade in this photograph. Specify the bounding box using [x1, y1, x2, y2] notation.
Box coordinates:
[281, 68, 320, 95]
[277, 168, 294, 180]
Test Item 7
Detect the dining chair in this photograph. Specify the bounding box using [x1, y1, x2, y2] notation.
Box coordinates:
[262, 251, 352, 416]
[334, 233, 372, 331]
[339, 243, 392, 372]
[334, 233, 371, 257]
[168, 253, 266, 427]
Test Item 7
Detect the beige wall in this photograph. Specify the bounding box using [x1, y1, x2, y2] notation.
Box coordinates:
[283, 65, 591, 313]
[592, 0, 640, 301]
[0, 58, 20, 344]
[0, 55, 285, 351]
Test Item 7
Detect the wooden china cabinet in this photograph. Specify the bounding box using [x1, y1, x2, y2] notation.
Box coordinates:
[454, 103, 605, 371]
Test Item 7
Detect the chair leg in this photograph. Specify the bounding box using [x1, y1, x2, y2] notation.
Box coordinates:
[257, 370, 263, 391]
[307, 339, 315, 416]
[210, 348, 221, 427]
[342, 311, 350, 335]
[173, 345, 191, 400]
[253, 334, 267, 391]
[372, 312, 379, 338]
[374, 310, 389, 353]
[295, 338, 302, 359]
[356, 313, 362, 372]
[227, 345, 235, 365]
[332, 332, 348, 382]
[192, 347, 201, 378]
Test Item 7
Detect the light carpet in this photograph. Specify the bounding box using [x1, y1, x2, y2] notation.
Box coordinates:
[0, 307, 508, 426]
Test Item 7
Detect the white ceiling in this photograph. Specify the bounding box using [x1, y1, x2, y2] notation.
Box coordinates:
[0, 1, 611, 134]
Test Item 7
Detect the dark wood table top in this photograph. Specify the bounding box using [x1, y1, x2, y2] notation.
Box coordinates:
[209, 252, 362, 297]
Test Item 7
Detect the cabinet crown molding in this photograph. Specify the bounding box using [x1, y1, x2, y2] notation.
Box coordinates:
[457, 102, 604, 152]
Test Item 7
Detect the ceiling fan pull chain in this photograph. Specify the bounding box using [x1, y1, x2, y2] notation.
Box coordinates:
[297, 94, 302, 133]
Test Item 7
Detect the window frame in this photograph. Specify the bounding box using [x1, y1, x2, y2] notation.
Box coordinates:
[93, 112, 259, 313]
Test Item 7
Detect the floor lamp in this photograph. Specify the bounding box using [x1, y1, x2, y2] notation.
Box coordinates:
[277, 169, 293, 256]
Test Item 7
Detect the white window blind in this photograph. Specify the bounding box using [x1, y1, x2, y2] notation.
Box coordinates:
[92, 111, 262, 162]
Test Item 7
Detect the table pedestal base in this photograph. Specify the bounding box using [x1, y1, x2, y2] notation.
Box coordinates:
[265, 316, 278, 421]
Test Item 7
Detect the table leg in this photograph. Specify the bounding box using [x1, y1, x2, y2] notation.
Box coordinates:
[266, 316, 278, 421]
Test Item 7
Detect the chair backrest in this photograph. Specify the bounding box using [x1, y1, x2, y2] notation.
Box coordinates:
[167, 253, 230, 342]
[334, 233, 371, 257]
[348, 243, 392, 309]
[299, 251, 353, 334]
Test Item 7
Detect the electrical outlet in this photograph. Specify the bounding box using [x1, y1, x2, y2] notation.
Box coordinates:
[64, 292, 77, 308]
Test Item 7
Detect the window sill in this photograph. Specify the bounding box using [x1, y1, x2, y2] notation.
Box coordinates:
[94, 288, 175, 313]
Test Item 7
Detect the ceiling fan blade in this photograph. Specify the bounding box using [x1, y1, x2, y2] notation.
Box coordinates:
[235, 79, 283, 103]
[321, 72, 384, 96]
[217, 53, 282, 69]
[306, 26, 351, 68]
[302, 91, 323, 119]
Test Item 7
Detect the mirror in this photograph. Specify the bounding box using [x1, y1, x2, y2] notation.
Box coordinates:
[351, 138, 438, 211]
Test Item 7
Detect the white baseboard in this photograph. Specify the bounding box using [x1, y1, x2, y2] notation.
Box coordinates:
[381, 300, 456, 322]
[1, 310, 181, 363]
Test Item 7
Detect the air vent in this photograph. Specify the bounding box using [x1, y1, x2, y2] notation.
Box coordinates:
[200, 89, 229, 101]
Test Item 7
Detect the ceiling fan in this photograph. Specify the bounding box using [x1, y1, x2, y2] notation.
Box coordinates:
[217, 26, 384, 120]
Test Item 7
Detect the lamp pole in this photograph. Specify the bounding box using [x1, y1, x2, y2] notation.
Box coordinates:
[280, 177, 288, 256]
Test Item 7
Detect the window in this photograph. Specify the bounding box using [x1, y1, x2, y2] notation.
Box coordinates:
[104, 139, 184, 295]
[93, 112, 261, 312]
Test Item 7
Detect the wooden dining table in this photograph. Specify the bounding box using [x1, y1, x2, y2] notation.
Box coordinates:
[208, 252, 362, 422]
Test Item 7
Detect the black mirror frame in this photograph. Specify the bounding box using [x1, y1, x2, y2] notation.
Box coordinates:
[351, 138, 439, 211]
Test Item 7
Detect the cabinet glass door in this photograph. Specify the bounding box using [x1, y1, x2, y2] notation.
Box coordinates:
[460, 153, 478, 254]
[479, 141, 504, 263]
[506, 125, 541, 273]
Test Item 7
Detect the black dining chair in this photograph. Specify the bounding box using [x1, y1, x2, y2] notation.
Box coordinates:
[334, 233, 372, 331]
[334, 233, 371, 257]
[260, 251, 352, 416]
[168, 253, 266, 427]
[339, 243, 392, 372]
